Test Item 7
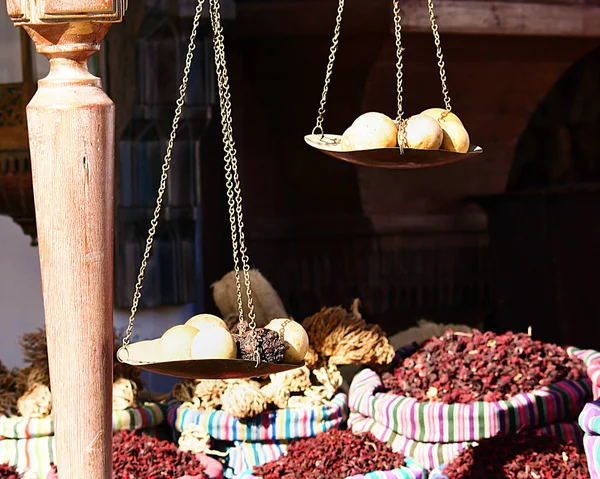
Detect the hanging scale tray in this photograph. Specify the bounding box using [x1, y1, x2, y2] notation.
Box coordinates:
[118, 341, 304, 380]
[305, 134, 482, 169]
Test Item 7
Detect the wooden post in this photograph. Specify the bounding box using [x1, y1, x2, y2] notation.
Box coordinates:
[6, 1, 127, 478]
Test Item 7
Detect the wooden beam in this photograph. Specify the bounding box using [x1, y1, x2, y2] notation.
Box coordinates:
[234, 0, 600, 38]
[6, 1, 126, 478]
[401, 1, 600, 38]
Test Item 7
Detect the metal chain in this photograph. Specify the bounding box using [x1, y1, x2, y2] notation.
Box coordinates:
[122, 0, 205, 351]
[427, 0, 452, 112]
[312, 0, 345, 136]
[392, 0, 406, 153]
[210, 0, 259, 362]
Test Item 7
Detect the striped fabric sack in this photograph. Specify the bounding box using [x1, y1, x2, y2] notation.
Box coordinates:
[236, 456, 428, 479]
[0, 402, 166, 479]
[349, 358, 591, 471]
[580, 399, 600, 478]
[0, 402, 165, 441]
[168, 393, 348, 442]
[0, 436, 54, 479]
[570, 347, 600, 400]
[224, 440, 289, 478]
[353, 409, 583, 472]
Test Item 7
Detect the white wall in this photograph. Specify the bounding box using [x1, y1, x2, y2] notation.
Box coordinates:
[0, 217, 191, 364]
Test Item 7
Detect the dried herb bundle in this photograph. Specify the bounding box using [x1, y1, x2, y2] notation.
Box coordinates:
[384, 329, 586, 403]
[443, 432, 589, 478]
[254, 429, 405, 479]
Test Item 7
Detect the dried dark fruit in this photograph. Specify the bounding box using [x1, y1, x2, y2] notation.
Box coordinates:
[0, 463, 21, 479]
[383, 329, 587, 403]
[443, 431, 589, 478]
[235, 329, 286, 363]
[254, 429, 405, 479]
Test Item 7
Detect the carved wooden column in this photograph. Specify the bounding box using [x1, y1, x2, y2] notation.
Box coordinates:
[6, 1, 126, 478]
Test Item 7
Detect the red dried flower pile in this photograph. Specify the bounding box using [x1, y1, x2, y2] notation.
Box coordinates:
[443, 431, 589, 478]
[0, 463, 21, 479]
[253, 429, 406, 479]
[112, 431, 208, 479]
[383, 329, 586, 403]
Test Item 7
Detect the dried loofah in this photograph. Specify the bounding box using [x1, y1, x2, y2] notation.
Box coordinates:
[301, 299, 395, 367]
[113, 378, 138, 411]
[287, 390, 327, 408]
[17, 384, 52, 418]
[312, 364, 343, 401]
[303, 345, 321, 370]
[193, 380, 228, 411]
[388, 319, 475, 350]
[269, 366, 312, 394]
[260, 383, 291, 409]
[212, 269, 288, 333]
[178, 424, 212, 454]
[0, 361, 19, 417]
[172, 380, 196, 404]
[221, 380, 268, 418]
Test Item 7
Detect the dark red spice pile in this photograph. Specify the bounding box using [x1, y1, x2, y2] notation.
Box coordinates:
[383, 329, 587, 403]
[443, 432, 589, 478]
[113, 431, 208, 479]
[0, 463, 21, 479]
[253, 429, 405, 479]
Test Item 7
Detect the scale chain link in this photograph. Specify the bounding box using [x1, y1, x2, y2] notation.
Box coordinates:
[210, 0, 260, 363]
[312, 0, 345, 137]
[122, 0, 205, 351]
[392, 0, 406, 154]
[427, 0, 452, 112]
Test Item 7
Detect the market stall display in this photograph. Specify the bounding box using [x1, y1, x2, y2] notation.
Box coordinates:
[304, 0, 482, 169]
[0, 330, 168, 478]
[349, 329, 594, 470]
[168, 294, 396, 478]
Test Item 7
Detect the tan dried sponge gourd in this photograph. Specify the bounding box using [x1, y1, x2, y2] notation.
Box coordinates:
[402, 114, 444, 150]
[221, 380, 268, 418]
[301, 299, 395, 367]
[212, 269, 288, 332]
[420, 107, 470, 153]
[341, 112, 398, 151]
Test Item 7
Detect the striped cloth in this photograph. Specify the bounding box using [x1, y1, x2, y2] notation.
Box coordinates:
[0, 402, 165, 440]
[352, 410, 584, 471]
[580, 399, 600, 478]
[225, 440, 289, 478]
[349, 368, 591, 444]
[570, 348, 600, 400]
[0, 436, 54, 479]
[236, 456, 427, 479]
[168, 393, 348, 442]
